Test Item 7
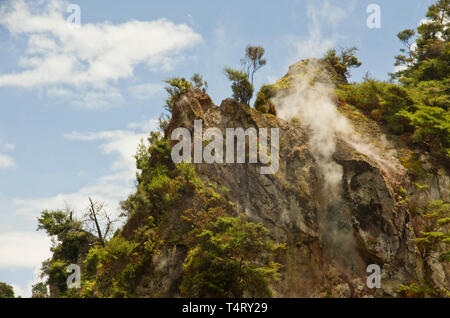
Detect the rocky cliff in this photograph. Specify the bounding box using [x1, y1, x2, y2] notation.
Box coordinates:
[147, 59, 449, 297]
[58, 59, 449, 298]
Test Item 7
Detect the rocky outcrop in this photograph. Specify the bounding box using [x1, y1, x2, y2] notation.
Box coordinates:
[160, 78, 449, 297]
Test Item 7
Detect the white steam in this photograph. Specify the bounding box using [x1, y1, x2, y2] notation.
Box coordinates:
[274, 59, 400, 198]
[275, 60, 352, 196]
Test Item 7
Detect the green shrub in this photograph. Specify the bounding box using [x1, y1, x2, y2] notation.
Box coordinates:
[0, 282, 14, 298]
[254, 84, 277, 115]
[46, 260, 69, 295]
[224, 68, 254, 105]
[181, 215, 285, 298]
[164, 77, 193, 112]
[396, 280, 437, 298]
[337, 76, 449, 163]
[388, 121, 405, 135]
[411, 200, 450, 263]
[324, 47, 362, 82]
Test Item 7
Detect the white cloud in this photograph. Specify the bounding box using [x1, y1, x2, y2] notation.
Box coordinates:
[13, 170, 134, 219]
[64, 129, 147, 172]
[0, 138, 15, 168]
[0, 154, 14, 168]
[393, 64, 408, 74]
[46, 85, 125, 110]
[127, 118, 160, 132]
[0, 231, 52, 269]
[11, 265, 45, 298]
[0, 0, 203, 108]
[287, 0, 354, 59]
[0, 138, 15, 152]
[129, 82, 164, 100]
[419, 18, 430, 26]
[13, 119, 157, 219]
[310, 0, 347, 28]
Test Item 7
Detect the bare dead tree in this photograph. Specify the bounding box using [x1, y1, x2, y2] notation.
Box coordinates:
[83, 197, 117, 247]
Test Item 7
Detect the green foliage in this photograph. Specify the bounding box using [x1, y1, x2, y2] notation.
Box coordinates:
[37, 210, 88, 266]
[383, 0, 450, 163]
[43, 260, 69, 295]
[336, 79, 417, 133]
[84, 237, 139, 276]
[411, 200, 450, 263]
[163, 74, 208, 112]
[333, 1, 450, 164]
[190, 73, 208, 92]
[297, 180, 310, 201]
[181, 215, 285, 298]
[241, 45, 267, 85]
[398, 105, 449, 157]
[122, 132, 179, 220]
[0, 282, 14, 298]
[164, 77, 193, 112]
[414, 78, 450, 109]
[31, 282, 48, 298]
[37, 210, 82, 242]
[37, 207, 104, 297]
[337, 74, 449, 161]
[82, 235, 150, 297]
[254, 84, 277, 115]
[224, 67, 254, 105]
[147, 173, 182, 211]
[223, 45, 268, 105]
[396, 279, 438, 297]
[399, 153, 427, 180]
[92, 131, 249, 297]
[56, 231, 87, 262]
[392, 0, 449, 82]
[337, 80, 413, 114]
[36, 209, 89, 297]
[124, 137, 192, 222]
[324, 47, 362, 81]
[147, 132, 173, 165]
[440, 250, 450, 262]
[414, 182, 430, 190]
[421, 199, 449, 219]
[181, 187, 233, 245]
[394, 29, 416, 70]
[133, 131, 173, 185]
[135, 138, 151, 172]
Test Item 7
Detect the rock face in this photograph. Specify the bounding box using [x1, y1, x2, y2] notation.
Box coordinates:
[160, 77, 449, 297]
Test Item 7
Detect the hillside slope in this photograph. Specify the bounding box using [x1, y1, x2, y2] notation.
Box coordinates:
[43, 58, 447, 298]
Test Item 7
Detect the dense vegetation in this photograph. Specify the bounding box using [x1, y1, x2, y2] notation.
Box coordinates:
[0, 282, 14, 298]
[337, 0, 449, 164]
[397, 199, 450, 297]
[333, 2, 450, 295]
[36, 209, 95, 297]
[36, 129, 283, 298]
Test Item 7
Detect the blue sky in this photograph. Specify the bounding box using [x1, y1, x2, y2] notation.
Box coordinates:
[0, 0, 433, 297]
